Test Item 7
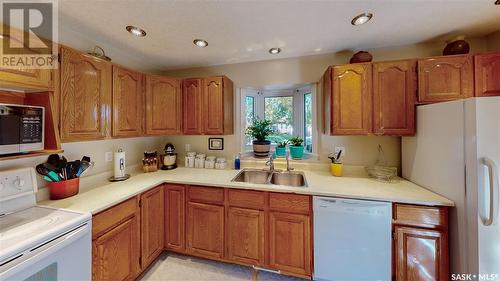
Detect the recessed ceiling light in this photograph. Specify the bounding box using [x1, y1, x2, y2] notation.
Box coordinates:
[269, 48, 281, 54]
[351, 13, 373, 26]
[193, 39, 208, 47]
[126, 25, 146, 37]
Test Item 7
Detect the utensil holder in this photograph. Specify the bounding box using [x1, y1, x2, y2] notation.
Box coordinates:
[48, 178, 80, 200]
[331, 163, 343, 177]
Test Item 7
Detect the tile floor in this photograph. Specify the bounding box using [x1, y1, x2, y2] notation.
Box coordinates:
[140, 253, 306, 281]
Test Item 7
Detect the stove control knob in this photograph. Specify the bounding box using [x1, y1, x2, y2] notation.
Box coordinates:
[14, 178, 25, 189]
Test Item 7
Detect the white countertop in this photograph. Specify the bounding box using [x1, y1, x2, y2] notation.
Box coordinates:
[39, 166, 454, 214]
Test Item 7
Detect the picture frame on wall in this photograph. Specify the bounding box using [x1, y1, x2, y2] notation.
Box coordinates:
[208, 138, 224, 150]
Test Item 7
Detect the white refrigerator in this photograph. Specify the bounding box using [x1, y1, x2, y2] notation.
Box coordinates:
[402, 97, 500, 276]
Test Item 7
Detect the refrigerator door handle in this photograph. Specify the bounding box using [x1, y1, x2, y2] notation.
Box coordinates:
[480, 157, 499, 226]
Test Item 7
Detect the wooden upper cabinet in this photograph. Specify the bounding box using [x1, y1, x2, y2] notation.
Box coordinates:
[418, 55, 473, 103]
[0, 68, 53, 91]
[475, 52, 500, 97]
[164, 184, 186, 253]
[60, 47, 112, 142]
[373, 60, 416, 136]
[268, 211, 312, 277]
[145, 75, 182, 135]
[0, 25, 53, 91]
[330, 63, 372, 135]
[186, 202, 224, 259]
[140, 185, 164, 269]
[395, 227, 448, 281]
[112, 66, 143, 137]
[182, 78, 203, 134]
[226, 207, 265, 266]
[202, 76, 234, 135]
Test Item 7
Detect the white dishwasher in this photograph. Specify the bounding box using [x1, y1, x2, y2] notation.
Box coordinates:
[313, 196, 392, 281]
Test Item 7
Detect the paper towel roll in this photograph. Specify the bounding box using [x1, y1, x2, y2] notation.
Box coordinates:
[114, 149, 126, 178]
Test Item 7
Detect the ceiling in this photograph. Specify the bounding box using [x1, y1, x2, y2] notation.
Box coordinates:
[58, 0, 500, 71]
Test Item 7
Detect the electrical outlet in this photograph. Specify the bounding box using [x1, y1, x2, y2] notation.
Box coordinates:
[334, 145, 345, 158]
[105, 152, 113, 162]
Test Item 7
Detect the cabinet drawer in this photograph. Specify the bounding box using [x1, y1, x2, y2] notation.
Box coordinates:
[269, 193, 311, 214]
[393, 204, 448, 229]
[93, 197, 139, 237]
[227, 189, 266, 209]
[188, 186, 224, 204]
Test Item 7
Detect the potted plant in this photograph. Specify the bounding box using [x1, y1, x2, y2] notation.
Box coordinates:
[246, 119, 274, 158]
[289, 136, 304, 159]
[275, 140, 288, 157]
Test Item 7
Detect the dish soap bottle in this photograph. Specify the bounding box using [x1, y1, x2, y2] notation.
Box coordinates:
[234, 153, 241, 170]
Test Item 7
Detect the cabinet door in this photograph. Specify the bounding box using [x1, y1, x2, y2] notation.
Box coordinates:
[373, 60, 416, 136]
[418, 55, 473, 103]
[145, 75, 182, 135]
[164, 184, 186, 252]
[268, 212, 311, 276]
[60, 47, 112, 142]
[140, 185, 164, 269]
[475, 52, 500, 97]
[92, 216, 140, 281]
[226, 207, 265, 265]
[182, 78, 203, 134]
[395, 227, 448, 281]
[112, 66, 143, 137]
[186, 202, 224, 259]
[203, 76, 224, 135]
[331, 63, 372, 135]
[0, 68, 53, 91]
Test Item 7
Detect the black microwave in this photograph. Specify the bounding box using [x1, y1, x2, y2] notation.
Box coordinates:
[0, 104, 44, 155]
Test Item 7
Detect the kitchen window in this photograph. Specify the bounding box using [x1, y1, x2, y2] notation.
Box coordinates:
[241, 85, 317, 156]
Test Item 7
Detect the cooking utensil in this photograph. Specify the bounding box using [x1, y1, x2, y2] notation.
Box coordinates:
[36, 164, 60, 182]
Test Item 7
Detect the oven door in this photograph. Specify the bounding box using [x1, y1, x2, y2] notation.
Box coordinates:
[0, 222, 91, 281]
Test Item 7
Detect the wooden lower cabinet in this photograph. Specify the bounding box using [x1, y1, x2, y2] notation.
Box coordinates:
[395, 226, 448, 281]
[140, 185, 164, 269]
[268, 211, 312, 277]
[164, 184, 186, 252]
[92, 200, 141, 281]
[226, 206, 265, 265]
[186, 201, 225, 259]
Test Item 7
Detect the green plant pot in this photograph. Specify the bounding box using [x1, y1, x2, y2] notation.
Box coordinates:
[275, 147, 286, 157]
[289, 145, 304, 159]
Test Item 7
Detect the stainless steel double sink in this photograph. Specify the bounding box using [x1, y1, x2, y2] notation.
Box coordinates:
[231, 168, 308, 187]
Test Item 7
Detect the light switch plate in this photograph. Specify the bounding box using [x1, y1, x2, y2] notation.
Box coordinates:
[105, 152, 113, 162]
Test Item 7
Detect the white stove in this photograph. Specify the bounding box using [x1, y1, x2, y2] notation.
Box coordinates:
[0, 168, 91, 281]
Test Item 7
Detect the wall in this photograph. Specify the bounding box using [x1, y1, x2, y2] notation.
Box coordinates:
[486, 30, 500, 51]
[163, 36, 489, 168]
[0, 137, 166, 188]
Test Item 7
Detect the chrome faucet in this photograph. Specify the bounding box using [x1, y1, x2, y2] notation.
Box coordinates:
[266, 153, 275, 172]
[286, 152, 294, 172]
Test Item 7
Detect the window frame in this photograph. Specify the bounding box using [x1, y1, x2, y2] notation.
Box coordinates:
[240, 85, 318, 157]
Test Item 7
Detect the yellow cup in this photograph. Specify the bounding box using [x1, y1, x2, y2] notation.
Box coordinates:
[331, 163, 343, 177]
